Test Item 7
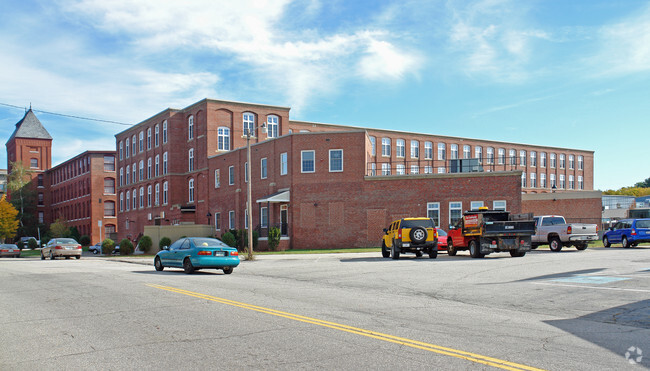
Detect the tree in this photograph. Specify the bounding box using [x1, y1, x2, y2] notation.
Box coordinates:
[0, 195, 20, 243]
[268, 227, 281, 251]
[49, 218, 70, 238]
[138, 235, 152, 253]
[6, 161, 33, 228]
[635, 177, 650, 188]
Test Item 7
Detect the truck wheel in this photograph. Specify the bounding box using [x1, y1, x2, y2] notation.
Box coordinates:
[428, 247, 437, 259]
[447, 239, 457, 256]
[469, 240, 484, 258]
[510, 250, 526, 257]
[381, 241, 390, 258]
[622, 236, 630, 248]
[410, 227, 427, 244]
[549, 237, 562, 252]
[603, 236, 611, 248]
[391, 243, 400, 260]
[531, 244, 539, 250]
[575, 243, 587, 251]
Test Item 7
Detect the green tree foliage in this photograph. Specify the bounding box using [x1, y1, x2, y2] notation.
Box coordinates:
[221, 231, 236, 247]
[268, 227, 281, 251]
[119, 239, 134, 255]
[634, 177, 650, 188]
[603, 187, 650, 197]
[138, 235, 153, 253]
[69, 227, 81, 242]
[0, 195, 20, 243]
[49, 218, 70, 238]
[159, 237, 172, 250]
[27, 238, 39, 250]
[7, 161, 34, 228]
[79, 235, 91, 246]
[101, 238, 115, 255]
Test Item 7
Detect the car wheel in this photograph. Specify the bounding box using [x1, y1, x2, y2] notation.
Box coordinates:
[510, 250, 526, 257]
[41, 252, 45, 260]
[447, 239, 457, 256]
[65, 256, 70, 259]
[154, 257, 164, 271]
[93, 249, 99, 255]
[49, 252, 55, 260]
[575, 243, 588, 251]
[391, 243, 400, 260]
[428, 247, 438, 259]
[603, 236, 611, 248]
[469, 239, 484, 258]
[549, 237, 562, 252]
[75, 255, 81, 259]
[415, 251, 423, 258]
[410, 227, 427, 244]
[622, 236, 630, 248]
[183, 258, 194, 274]
[381, 241, 390, 258]
[223, 266, 234, 274]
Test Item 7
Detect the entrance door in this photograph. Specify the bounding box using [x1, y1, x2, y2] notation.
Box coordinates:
[280, 206, 288, 236]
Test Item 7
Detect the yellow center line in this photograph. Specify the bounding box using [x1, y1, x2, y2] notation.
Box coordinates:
[147, 284, 546, 371]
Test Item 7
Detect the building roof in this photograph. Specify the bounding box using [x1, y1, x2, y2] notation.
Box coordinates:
[6, 109, 53, 144]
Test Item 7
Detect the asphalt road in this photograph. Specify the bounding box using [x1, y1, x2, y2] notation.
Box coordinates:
[1, 247, 649, 370]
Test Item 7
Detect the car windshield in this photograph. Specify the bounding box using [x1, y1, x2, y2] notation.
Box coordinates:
[401, 219, 434, 228]
[57, 238, 78, 244]
[636, 220, 650, 228]
[191, 238, 229, 248]
[436, 229, 447, 236]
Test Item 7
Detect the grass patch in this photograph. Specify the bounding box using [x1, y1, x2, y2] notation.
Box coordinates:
[18, 249, 41, 257]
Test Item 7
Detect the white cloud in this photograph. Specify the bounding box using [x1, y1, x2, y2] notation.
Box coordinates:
[358, 38, 421, 80]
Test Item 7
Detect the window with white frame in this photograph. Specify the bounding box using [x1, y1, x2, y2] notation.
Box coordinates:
[493, 200, 507, 211]
[381, 138, 391, 157]
[411, 140, 419, 159]
[147, 158, 152, 179]
[522, 172, 527, 187]
[578, 155, 583, 170]
[540, 173, 547, 188]
[369, 136, 376, 156]
[396, 164, 405, 175]
[475, 146, 482, 161]
[470, 201, 484, 210]
[449, 202, 462, 226]
[188, 148, 194, 171]
[125, 138, 130, 158]
[218, 127, 230, 151]
[329, 149, 343, 172]
[530, 151, 537, 167]
[370, 163, 376, 176]
[139, 187, 144, 208]
[559, 154, 565, 169]
[229, 211, 235, 229]
[163, 120, 168, 143]
[261, 157, 267, 178]
[578, 175, 584, 189]
[450, 144, 458, 160]
[126, 190, 130, 211]
[243, 112, 255, 136]
[155, 155, 159, 177]
[188, 115, 194, 140]
[424, 141, 433, 159]
[487, 147, 494, 164]
[215, 169, 220, 188]
[550, 173, 556, 188]
[424, 166, 433, 174]
[559, 174, 565, 189]
[569, 155, 574, 170]
[463, 145, 470, 159]
[550, 153, 556, 168]
[301, 150, 315, 173]
[188, 178, 194, 202]
[132, 134, 136, 154]
[163, 181, 168, 204]
[147, 185, 152, 207]
[155, 183, 160, 205]
[540, 152, 547, 167]
[280, 152, 287, 175]
[260, 207, 268, 228]
[229, 166, 234, 185]
[530, 173, 537, 188]
[410, 165, 419, 174]
[139, 131, 144, 152]
[427, 202, 440, 227]
[568, 175, 574, 189]
[155, 124, 159, 147]
[147, 128, 152, 150]
[381, 163, 391, 175]
[438, 143, 446, 160]
[509, 149, 516, 166]
[520, 150, 526, 166]
[498, 148, 505, 164]
[267, 115, 279, 138]
[138, 160, 144, 181]
[119, 192, 124, 212]
[119, 168, 124, 186]
[104, 201, 115, 217]
[396, 139, 405, 158]
[163, 152, 168, 174]
[119, 141, 123, 160]
[215, 212, 220, 230]
[437, 167, 446, 173]
[126, 165, 130, 184]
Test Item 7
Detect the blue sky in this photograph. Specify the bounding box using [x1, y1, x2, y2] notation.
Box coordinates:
[1, 0, 649, 191]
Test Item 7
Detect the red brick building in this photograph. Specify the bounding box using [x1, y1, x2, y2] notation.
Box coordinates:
[114, 98, 596, 249]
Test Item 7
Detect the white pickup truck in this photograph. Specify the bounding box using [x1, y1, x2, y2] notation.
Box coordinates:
[532, 215, 598, 252]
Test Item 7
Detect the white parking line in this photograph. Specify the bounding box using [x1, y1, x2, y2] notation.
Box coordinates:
[531, 282, 650, 293]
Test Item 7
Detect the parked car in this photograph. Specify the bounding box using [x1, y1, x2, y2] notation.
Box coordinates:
[154, 237, 240, 274]
[381, 217, 438, 259]
[603, 219, 650, 248]
[436, 228, 448, 251]
[89, 243, 102, 254]
[531, 215, 598, 251]
[41, 238, 82, 260]
[0, 244, 20, 258]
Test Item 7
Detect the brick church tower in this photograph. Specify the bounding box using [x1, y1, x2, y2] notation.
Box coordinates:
[6, 108, 52, 178]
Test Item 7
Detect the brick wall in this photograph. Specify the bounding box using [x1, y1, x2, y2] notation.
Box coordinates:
[522, 191, 602, 226]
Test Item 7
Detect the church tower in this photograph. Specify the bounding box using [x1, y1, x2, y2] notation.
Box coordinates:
[6, 108, 53, 178]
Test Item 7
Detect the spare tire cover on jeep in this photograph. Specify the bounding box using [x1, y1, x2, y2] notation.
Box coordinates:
[410, 227, 427, 244]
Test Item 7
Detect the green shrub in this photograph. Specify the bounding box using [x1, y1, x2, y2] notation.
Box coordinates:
[79, 235, 91, 247]
[16, 240, 25, 250]
[221, 231, 236, 247]
[101, 239, 115, 255]
[137, 235, 152, 253]
[268, 227, 281, 251]
[159, 237, 172, 250]
[119, 239, 134, 255]
[241, 230, 259, 250]
[27, 238, 39, 250]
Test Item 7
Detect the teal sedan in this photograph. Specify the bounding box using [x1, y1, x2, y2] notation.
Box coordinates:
[154, 237, 239, 274]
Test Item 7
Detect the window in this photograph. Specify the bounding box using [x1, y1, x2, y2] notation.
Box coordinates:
[424, 141, 433, 159]
[540, 152, 547, 167]
[126, 165, 130, 184]
[154, 124, 159, 147]
[540, 173, 547, 188]
[329, 149, 343, 172]
[449, 202, 462, 226]
[369, 136, 376, 156]
[218, 127, 230, 151]
[261, 158, 268, 178]
[520, 150, 526, 167]
[559, 154, 565, 169]
[509, 149, 516, 166]
[487, 147, 494, 164]
[578, 156, 584, 170]
[550, 153, 556, 168]
[147, 185, 152, 207]
[410, 165, 419, 174]
[147, 158, 152, 179]
[427, 202, 440, 227]
[381, 138, 391, 157]
[163, 152, 168, 174]
[104, 156, 115, 171]
[38, 193, 43, 206]
[229, 211, 235, 229]
[463, 145, 470, 159]
[521, 172, 526, 187]
[163, 181, 168, 204]
[267, 115, 279, 138]
[530, 173, 537, 188]
[470, 201, 484, 210]
[396, 164, 405, 175]
[229, 166, 234, 185]
[215, 212, 221, 230]
[119, 192, 124, 212]
[38, 211, 44, 224]
[105, 224, 116, 236]
[559, 174, 565, 189]
[569, 155, 574, 170]
[260, 207, 268, 228]
[381, 163, 391, 175]
[155, 155, 159, 177]
[411, 140, 419, 159]
[578, 175, 584, 189]
[568, 175, 574, 189]
[395, 139, 405, 158]
[370, 163, 376, 176]
[119, 141, 123, 160]
[139, 160, 144, 181]
[450, 144, 458, 160]
[132, 163, 136, 183]
[155, 183, 160, 205]
[188, 148, 194, 171]
[424, 166, 433, 174]
[280, 153, 287, 175]
[438, 167, 446, 174]
[301, 150, 315, 173]
[125, 138, 130, 158]
[493, 200, 507, 211]
[243, 112, 255, 136]
[475, 146, 482, 161]
[104, 201, 116, 216]
[162, 120, 168, 143]
[119, 168, 124, 186]
[126, 190, 130, 211]
[139, 131, 144, 152]
[188, 115, 194, 139]
[132, 135, 136, 154]
[147, 128, 152, 150]
[104, 178, 115, 194]
[215, 169, 220, 188]
[188, 179, 194, 203]
[139, 187, 144, 208]
[550, 174, 556, 188]
[132, 189, 137, 209]
[438, 143, 446, 160]
[530, 151, 537, 167]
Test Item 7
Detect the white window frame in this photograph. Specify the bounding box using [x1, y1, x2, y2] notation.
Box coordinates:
[493, 200, 507, 211]
[450, 144, 458, 160]
[578, 156, 584, 171]
[424, 141, 433, 160]
[530, 151, 537, 167]
[540, 152, 547, 168]
[229, 166, 235, 185]
[486, 147, 494, 164]
[139, 187, 144, 208]
[381, 163, 391, 175]
[188, 115, 194, 140]
[154, 124, 159, 147]
[470, 201, 484, 211]
[559, 154, 565, 169]
[369, 136, 376, 156]
[396, 164, 405, 175]
[280, 152, 288, 176]
[163, 181, 168, 204]
[427, 202, 440, 227]
[188, 148, 194, 171]
[463, 145, 470, 159]
[540, 173, 547, 188]
[138, 160, 144, 181]
[147, 128, 152, 150]
[301, 150, 315, 173]
[449, 201, 462, 226]
[243, 112, 255, 137]
[381, 138, 391, 157]
[162, 120, 168, 143]
[410, 165, 419, 174]
[396, 139, 405, 158]
[530, 172, 537, 188]
[139, 131, 144, 153]
[260, 206, 268, 228]
[229, 211, 235, 229]
[498, 148, 505, 165]
[215, 169, 220, 188]
[119, 141, 123, 160]
[410, 140, 419, 159]
[261, 157, 268, 179]
[126, 190, 130, 211]
[125, 138, 130, 158]
[218, 127, 230, 151]
[569, 155, 574, 170]
[147, 158, 152, 179]
[155, 155, 159, 177]
[329, 149, 343, 172]
[438, 143, 446, 161]
[147, 185, 152, 207]
[520, 150, 526, 167]
[163, 152, 168, 174]
[188, 178, 195, 203]
[155, 183, 160, 205]
[267, 115, 279, 138]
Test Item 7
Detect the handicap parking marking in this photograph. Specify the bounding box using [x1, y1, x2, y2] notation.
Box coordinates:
[551, 275, 630, 284]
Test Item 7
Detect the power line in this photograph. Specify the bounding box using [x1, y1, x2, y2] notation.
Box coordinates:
[0, 102, 132, 126]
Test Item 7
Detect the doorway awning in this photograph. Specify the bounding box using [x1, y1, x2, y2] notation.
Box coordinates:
[257, 190, 290, 203]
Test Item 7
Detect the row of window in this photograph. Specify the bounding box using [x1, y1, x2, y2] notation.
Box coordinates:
[51, 156, 115, 185]
[120, 121, 167, 160]
[369, 137, 585, 170]
[210, 207, 269, 232]
[51, 200, 117, 219]
[119, 152, 168, 186]
[120, 182, 169, 212]
[522, 173, 585, 190]
[426, 200, 507, 228]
